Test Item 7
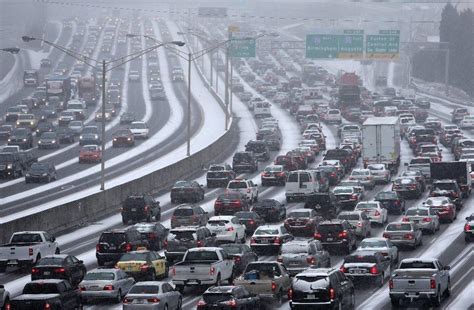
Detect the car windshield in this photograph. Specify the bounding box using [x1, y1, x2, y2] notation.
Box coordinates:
[255, 228, 279, 235]
[173, 208, 193, 216]
[281, 243, 308, 254]
[368, 165, 385, 170]
[120, 252, 148, 262]
[82, 146, 97, 152]
[425, 198, 449, 206]
[129, 285, 160, 294]
[386, 223, 412, 231]
[38, 258, 64, 266]
[41, 132, 56, 139]
[345, 255, 377, 264]
[169, 230, 196, 241]
[352, 170, 369, 176]
[84, 272, 116, 281]
[134, 224, 154, 232]
[114, 129, 130, 136]
[359, 240, 387, 248]
[295, 275, 329, 284]
[69, 121, 82, 127]
[30, 164, 49, 172]
[406, 208, 429, 216]
[288, 211, 310, 218]
[83, 127, 97, 134]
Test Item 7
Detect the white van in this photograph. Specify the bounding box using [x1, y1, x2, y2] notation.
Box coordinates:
[254, 101, 272, 118]
[285, 170, 320, 202]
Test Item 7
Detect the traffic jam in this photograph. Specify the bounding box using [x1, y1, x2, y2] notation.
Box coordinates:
[0, 9, 473, 310]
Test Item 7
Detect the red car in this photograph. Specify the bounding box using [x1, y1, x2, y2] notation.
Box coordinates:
[112, 128, 135, 147]
[79, 145, 102, 163]
[214, 192, 250, 216]
[274, 155, 299, 171]
[424, 197, 456, 223]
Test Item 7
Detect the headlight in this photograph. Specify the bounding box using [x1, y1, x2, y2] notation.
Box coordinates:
[23, 138, 27, 142]
[42, 173, 48, 176]
[16, 121, 20, 125]
[79, 135, 83, 140]
[113, 138, 117, 141]
[25, 173, 30, 177]
[7, 138, 11, 142]
[30, 121, 34, 125]
[94, 135, 98, 139]
[38, 140, 42, 144]
[127, 138, 131, 141]
[52, 140, 56, 143]
[7, 164, 12, 169]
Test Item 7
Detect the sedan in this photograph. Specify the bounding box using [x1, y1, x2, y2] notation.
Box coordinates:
[129, 121, 149, 139]
[337, 211, 371, 239]
[134, 222, 169, 251]
[250, 224, 293, 254]
[284, 209, 321, 237]
[382, 222, 423, 249]
[279, 240, 330, 276]
[423, 197, 457, 223]
[123, 281, 182, 309]
[402, 206, 440, 234]
[261, 164, 287, 186]
[374, 191, 406, 215]
[315, 165, 340, 186]
[80, 268, 135, 304]
[197, 285, 261, 310]
[31, 254, 86, 286]
[79, 145, 102, 164]
[112, 128, 135, 147]
[234, 211, 265, 235]
[220, 244, 258, 274]
[252, 199, 286, 222]
[25, 162, 57, 184]
[350, 169, 375, 190]
[38, 132, 60, 149]
[170, 180, 205, 203]
[35, 122, 55, 136]
[56, 127, 76, 144]
[120, 112, 136, 124]
[340, 251, 390, 287]
[356, 237, 399, 265]
[116, 251, 168, 281]
[367, 164, 391, 184]
[392, 177, 422, 199]
[354, 201, 388, 225]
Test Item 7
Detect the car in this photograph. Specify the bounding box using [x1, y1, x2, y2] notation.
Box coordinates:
[31, 254, 87, 286]
[279, 240, 331, 276]
[349, 169, 375, 190]
[232, 151, 258, 173]
[120, 112, 136, 124]
[0, 124, 13, 140]
[40, 58, 52, 67]
[37, 131, 60, 149]
[366, 164, 391, 184]
[67, 120, 83, 136]
[79, 268, 135, 304]
[170, 180, 205, 203]
[129, 121, 149, 139]
[234, 211, 265, 235]
[332, 186, 363, 210]
[429, 179, 463, 210]
[123, 281, 182, 309]
[315, 165, 340, 186]
[314, 219, 357, 254]
[8, 128, 33, 149]
[423, 196, 457, 223]
[96, 228, 149, 266]
[274, 155, 300, 172]
[164, 226, 217, 264]
[354, 201, 388, 226]
[79, 125, 101, 145]
[284, 209, 321, 237]
[25, 162, 57, 183]
[464, 214, 474, 242]
[244, 141, 270, 162]
[261, 164, 288, 186]
[58, 110, 76, 126]
[459, 115, 474, 129]
[382, 222, 423, 249]
[252, 199, 286, 222]
[128, 70, 140, 81]
[116, 250, 168, 281]
[289, 268, 355, 310]
[402, 206, 440, 234]
[56, 127, 75, 144]
[171, 204, 209, 228]
[324, 109, 342, 124]
[121, 194, 161, 224]
[205, 216, 246, 244]
[340, 250, 390, 287]
[79, 145, 102, 164]
[220, 244, 258, 274]
[35, 122, 55, 136]
[392, 177, 423, 199]
[451, 107, 469, 123]
[112, 128, 135, 147]
[337, 211, 371, 239]
[197, 285, 261, 310]
[320, 159, 345, 176]
[214, 192, 250, 216]
[15, 113, 38, 130]
[357, 237, 399, 265]
[227, 178, 259, 203]
[134, 222, 168, 251]
[250, 224, 293, 254]
[400, 169, 426, 191]
[206, 163, 236, 188]
[373, 191, 406, 215]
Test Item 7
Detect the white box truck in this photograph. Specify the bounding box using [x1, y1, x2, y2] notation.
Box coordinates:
[362, 117, 401, 173]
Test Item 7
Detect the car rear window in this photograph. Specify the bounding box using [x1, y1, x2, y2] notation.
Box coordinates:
[173, 208, 194, 216]
[203, 293, 234, 304]
[99, 233, 126, 245]
[38, 258, 64, 266]
[386, 223, 412, 231]
[84, 272, 116, 281]
[228, 182, 247, 189]
[168, 231, 197, 241]
[344, 255, 377, 264]
[185, 251, 219, 261]
[375, 192, 397, 200]
[11, 233, 43, 243]
[208, 220, 229, 226]
[317, 224, 342, 233]
[254, 228, 279, 235]
[338, 214, 360, 221]
[288, 211, 310, 218]
[281, 243, 308, 254]
[294, 275, 329, 284]
[129, 285, 160, 294]
[406, 208, 429, 216]
[120, 252, 148, 262]
[23, 283, 59, 294]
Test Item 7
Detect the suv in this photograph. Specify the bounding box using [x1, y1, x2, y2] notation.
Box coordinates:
[79, 126, 101, 145]
[171, 204, 209, 228]
[289, 268, 355, 310]
[340, 251, 391, 287]
[206, 163, 236, 188]
[121, 195, 161, 224]
[232, 151, 258, 173]
[226, 178, 259, 203]
[96, 228, 149, 266]
[314, 220, 357, 254]
[430, 179, 463, 209]
[8, 128, 33, 149]
[245, 140, 270, 161]
[164, 226, 216, 264]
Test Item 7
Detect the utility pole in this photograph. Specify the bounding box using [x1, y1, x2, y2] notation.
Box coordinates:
[187, 52, 192, 156]
[224, 36, 230, 131]
[445, 48, 450, 96]
[100, 59, 106, 190]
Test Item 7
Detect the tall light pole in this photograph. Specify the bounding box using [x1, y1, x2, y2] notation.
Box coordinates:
[23, 35, 184, 190]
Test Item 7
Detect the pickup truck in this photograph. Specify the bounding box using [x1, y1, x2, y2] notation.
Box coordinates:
[9, 279, 81, 309]
[234, 261, 291, 304]
[0, 231, 60, 272]
[0, 285, 9, 310]
[323, 149, 353, 172]
[171, 247, 234, 292]
[389, 258, 451, 307]
[406, 157, 432, 180]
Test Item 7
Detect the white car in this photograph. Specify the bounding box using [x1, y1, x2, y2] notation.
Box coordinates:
[357, 237, 399, 264]
[350, 169, 376, 190]
[355, 201, 388, 225]
[367, 164, 391, 184]
[128, 70, 140, 81]
[129, 121, 149, 139]
[226, 178, 259, 202]
[205, 216, 246, 243]
[460, 115, 474, 129]
[324, 109, 342, 124]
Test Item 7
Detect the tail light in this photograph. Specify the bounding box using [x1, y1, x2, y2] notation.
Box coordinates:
[227, 226, 235, 231]
[5, 304, 10, 310]
[314, 232, 322, 239]
[338, 231, 348, 239]
[465, 223, 470, 232]
[277, 256, 283, 262]
[197, 300, 207, 308]
[404, 233, 414, 240]
[209, 266, 216, 275]
[224, 299, 237, 307]
[382, 232, 390, 239]
[29, 247, 33, 256]
[147, 298, 160, 303]
[306, 256, 316, 264]
[340, 266, 347, 273]
[249, 220, 255, 225]
[277, 172, 286, 177]
[374, 210, 381, 216]
[330, 172, 337, 177]
[389, 279, 394, 289]
[140, 264, 149, 271]
[232, 200, 241, 206]
[171, 266, 176, 276]
[350, 194, 358, 200]
[357, 222, 363, 227]
[395, 200, 401, 205]
[163, 240, 168, 248]
[31, 267, 40, 274]
[410, 184, 417, 190]
[197, 240, 204, 247]
[452, 192, 459, 198]
[123, 298, 132, 304]
[288, 288, 293, 300]
[80, 286, 86, 291]
[234, 256, 241, 263]
[402, 217, 409, 222]
[54, 267, 65, 273]
[271, 281, 277, 292]
[103, 285, 114, 290]
[251, 238, 257, 244]
[247, 188, 251, 193]
[122, 243, 132, 252]
[273, 237, 281, 245]
[370, 266, 378, 274]
[144, 206, 149, 212]
[147, 233, 156, 239]
[329, 288, 336, 300]
[44, 303, 51, 310]
[422, 218, 432, 222]
[430, 278, 436, 289]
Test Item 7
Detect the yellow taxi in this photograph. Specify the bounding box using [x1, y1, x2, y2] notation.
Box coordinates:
[116, 249, 168, 281]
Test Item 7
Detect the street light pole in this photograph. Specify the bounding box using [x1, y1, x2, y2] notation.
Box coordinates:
[210, 49, 214, 87]
[100, 59, 106, 190]
[444, 48, 450, 96]
[187, 52, 192, 156]
[224, 44, 229, 131]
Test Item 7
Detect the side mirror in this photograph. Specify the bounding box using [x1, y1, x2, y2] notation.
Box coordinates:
[444, 265, 451, 270]
[51, 236, 56, 242]
[78, 260, 84, 264]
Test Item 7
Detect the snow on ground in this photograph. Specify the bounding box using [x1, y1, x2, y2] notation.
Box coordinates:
[446, 280, 474, 310]
[0, 54, 22, 104]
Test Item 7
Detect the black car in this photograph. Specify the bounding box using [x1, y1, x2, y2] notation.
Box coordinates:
[206, 163, 236, 188]
[120, 112, 136, 124]
[430, 179, 463, 209]
[56, 127, 75, 144]
[232, 151, 258, 173]
[36, 122, 55, 136]
[340, 251, 391, 287]
[25, 162, 57, 183]
[121, 194, 161, 224]
[8, 128, 33, 149]
[235, 211, 265, 235]
[170, 180, 205, 203]
[96, 228, 149, 266]
[289, 268, 355, 310]
[314, 220, 357, 254]
[0, 124, 13, 140]
[220, 244, 258, 274]
[252, 199, 286, 222]
[31, 255, 86, 287]
[197, 285, 262, 310]
[245, 140, 270, 161]
[134, 222, 169, 251]
[374, 191, 406, 214]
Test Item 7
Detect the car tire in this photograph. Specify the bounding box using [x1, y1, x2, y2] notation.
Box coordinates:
[377, 272, 385, 287]
[122, 217, 128, 225]
[431, 289, 442, 307]
[215, 274, 222, 286]
[115, 289, 122, 303]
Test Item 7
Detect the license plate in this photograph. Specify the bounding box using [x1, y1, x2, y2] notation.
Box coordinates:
[290, 261, 300, 265]
[351, 269, 365, 274]
[44, 271, 51, 275]
[261, 239, 269, 244]
[307, 294, 315, 299]
[8, 260, 18, 265]
[131, 208, 136, 211]
[414, 220, 419, 224]
[109, 246, 116, 250]
[392, 236, 401, 240]
[326, 238, 333, 241]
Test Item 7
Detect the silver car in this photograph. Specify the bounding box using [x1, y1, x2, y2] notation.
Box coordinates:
[357, 237, 399, 265]
[350, 169, 376, 190]
[80, 268, 135, 304]
[279, 240, 331, 276]
[123, 281, 182, 309]
[403, 206, 440, 235]
[382, 222, 423, 249]
[337, 211, 371, 238]
[367, 164, 391, 184]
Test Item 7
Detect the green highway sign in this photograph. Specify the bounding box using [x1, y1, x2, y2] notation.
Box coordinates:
[229, 37, 256, 58]
[306, 32, 364, 59]
[366, 32, 400, 59]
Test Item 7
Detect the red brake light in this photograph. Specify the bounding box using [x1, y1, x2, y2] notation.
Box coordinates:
[329, 287, 336, 300]
[251, 238, 257, 244]
[402, 217, 409, 222]
[209, 266, 216, 275]
[148, 233, 156, 239]
[350, 194, 358, 200]
[382, 232, 390, 239]
[197, 300, 207, 308]
[465, 223, 470, 232]
[389, 279, 394, 289]
[306, 256, 316, 264]
[404, 233, 414, 240]
[29, 248, 33, 256]
[224, 299, 237, 307]
[197, 240, 204, 247]
[273, 237, 281, 245]
[234, 256, 241, 263]
[338, 231, 348, 239]
[140, 264, 149, 271]
[80, 286, 86, 291]
[370, 266, 378, 274]
[171, 266, 176, 276]
[271, 281, 277, 291]
[163, 239, 168, 248]
[423, 218, 432, 222]
[249, 220, 255, 225]
[144, 206, 149, 212]
[227, 226, 235, 231]
[123, 243, 132, 252]
[314, 232, 322, 239]
[31, 267, 40, 274]
[147, 298, 160, 303]
[340, 266, 347, 273]
[288, 288, 293, 300]
[103, 285, 114, 291]
[430, 278, 436, 289]
[44, 303, 51, 310]
[54, 267, 65, 273]
[374, 210, 381, 216]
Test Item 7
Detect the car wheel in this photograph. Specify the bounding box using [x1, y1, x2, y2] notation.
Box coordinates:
[377, 272, 385, 287]
[445, 279, 451, 297]
[215, 274, 222, 286]
[431, 289, 442, 307]
[115, 289, 122, 303]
